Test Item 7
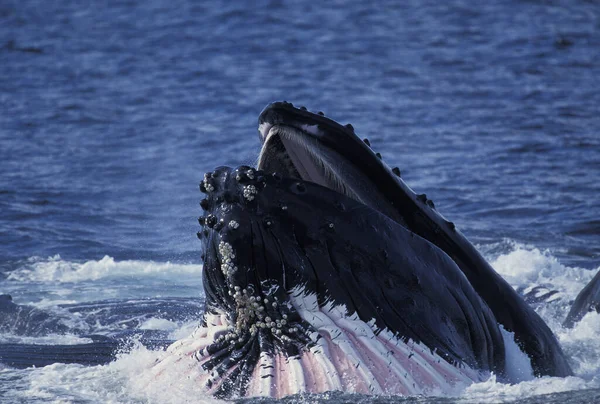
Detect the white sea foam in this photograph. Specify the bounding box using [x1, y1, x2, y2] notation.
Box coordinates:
[1, 341, 222, 404]
[499, 326, 534, 383]
[3, 242, 600, 403]
[489, 244, 598, 300]
[168, 320, 200, 340]
[139, 318, 179, 331]
[455, 242, 600, 402]
[0, 334, 93, 345]
[463, 374, 593, 403]
[556, 311, 600, 378]
[7, 255, 203, 283]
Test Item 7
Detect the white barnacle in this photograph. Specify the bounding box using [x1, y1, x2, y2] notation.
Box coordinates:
[228, 220, 240, 229]
[243, 185, 257, 201]
[203, 178, 215, 192]
[218, 241, 235, 260]
[246, 169, 255, 179]
[218, 241, 237, 276]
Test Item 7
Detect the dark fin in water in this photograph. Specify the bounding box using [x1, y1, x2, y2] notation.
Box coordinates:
[517, 285, 562, 307]
[564, 269, 600, 328]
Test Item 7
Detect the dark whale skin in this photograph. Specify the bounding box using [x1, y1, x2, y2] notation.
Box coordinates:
[196, 166, 506, 396]
[256, 102, 573, 378]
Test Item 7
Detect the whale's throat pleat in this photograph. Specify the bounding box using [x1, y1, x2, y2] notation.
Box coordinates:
[157, 293, 483, 399]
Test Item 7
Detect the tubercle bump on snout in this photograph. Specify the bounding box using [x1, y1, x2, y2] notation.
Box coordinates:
[196, 166, 293, 254]
[197, 165, 349, 248]
[197, 165, 300, 222]
[198, 166, 266, 212]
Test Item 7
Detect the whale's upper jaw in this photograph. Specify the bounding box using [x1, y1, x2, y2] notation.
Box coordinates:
[257, 101, 410, 227]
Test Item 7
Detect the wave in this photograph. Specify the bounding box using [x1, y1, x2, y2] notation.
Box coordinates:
[0, 334, 93, 345]
[6, 255, 203, 283]
[489, 241, 598, 301]
[1, 242, 599, 403]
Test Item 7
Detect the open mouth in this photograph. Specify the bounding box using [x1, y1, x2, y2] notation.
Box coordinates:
[257, 127, 302, 180]
[180, 102, 572, 399]
[253, 103, 574, 380]
[257, 119, 409, 227]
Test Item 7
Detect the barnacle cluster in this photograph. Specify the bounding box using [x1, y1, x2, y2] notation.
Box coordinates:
[218, 241, 238, 277]
[215, 241, 299, 345]
[202, 173, 215, 192]
[214, 286, 296, 344]
[243, 185, 257, 201]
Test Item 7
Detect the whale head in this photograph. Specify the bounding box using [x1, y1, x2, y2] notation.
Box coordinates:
[163, 102, 570, 398]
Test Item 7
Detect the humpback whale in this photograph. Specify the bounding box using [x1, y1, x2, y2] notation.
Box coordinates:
[4, 103, 600, 399]
[151, 102, 589, 399]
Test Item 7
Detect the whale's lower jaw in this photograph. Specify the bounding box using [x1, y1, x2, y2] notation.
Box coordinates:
[152, 289, 484, 399]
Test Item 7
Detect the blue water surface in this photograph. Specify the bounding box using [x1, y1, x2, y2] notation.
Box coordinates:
[1, 0, 599, 402]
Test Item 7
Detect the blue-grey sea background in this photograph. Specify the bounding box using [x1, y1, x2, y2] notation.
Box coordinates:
[1, 0, 599, 403]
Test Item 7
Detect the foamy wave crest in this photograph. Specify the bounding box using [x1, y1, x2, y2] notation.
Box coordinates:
[0, 346, 217, 404]
[0, 334, 93, 345]
[464, 373, 594, 403]
[488, 242, 598, 301]
[559, 311, 600, 377]
[484, 241, 600, 386]
[7, 255, 203, 283]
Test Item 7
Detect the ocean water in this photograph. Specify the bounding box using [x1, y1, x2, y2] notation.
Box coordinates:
[1, 0, 599, 403]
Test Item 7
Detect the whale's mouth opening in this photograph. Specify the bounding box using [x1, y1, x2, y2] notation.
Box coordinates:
[258, 126, 352, 196]
[258, 124, 408, 226]
[257, 129, 301, 180]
